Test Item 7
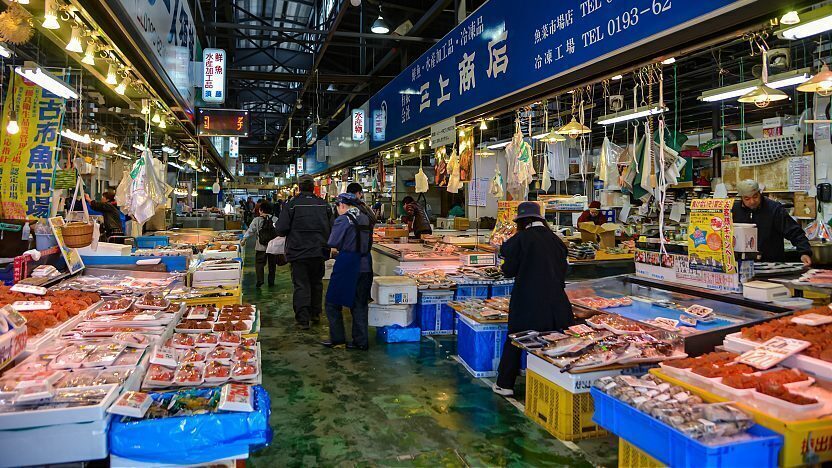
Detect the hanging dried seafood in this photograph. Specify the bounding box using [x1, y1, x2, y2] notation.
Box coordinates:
[0, 2, 33, 45]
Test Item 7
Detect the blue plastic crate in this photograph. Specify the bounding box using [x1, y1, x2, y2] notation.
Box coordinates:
[591, 388, 783, 468]
[456, 312, 508, 378]
[134, 236, 169, 249]
[454, 284, 490, 300]
[490, 282, 514, 298]
[376, 324, 422, 343]
[415, 290, 455, 335]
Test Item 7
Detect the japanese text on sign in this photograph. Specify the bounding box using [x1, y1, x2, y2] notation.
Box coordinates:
[203, 48, 226, 104]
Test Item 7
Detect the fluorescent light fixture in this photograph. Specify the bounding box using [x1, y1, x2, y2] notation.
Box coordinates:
[61, 129, 91, 144]
[597, 105, 667, 125]
[93, 137, 116, 152]
[781, 11, 800, 25]
[0, 43, 12, 58]
[487, 140, 511, 150]
[531, 131, 550, 140]
[15, 62, 78, 99]
[82, 41, 96, 65]
[611, 74, 623, 81]
[115, 76, 129, 95]
[42, 0, 60, 29]
[698, 68, 810, 102]
[133, 143, 149, 152]
[779, 6, 832, 39]
[661, 57, 676, 65]
[106, 63, 117, 85]
[115, 152, 131, 160]
[162, 145, 177, 154]
[168, 161, 184, 170]
[16, 0, 29, 4]
[66, 26, 83, 53]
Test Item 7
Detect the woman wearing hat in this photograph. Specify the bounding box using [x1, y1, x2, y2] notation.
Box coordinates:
[577, 200, 607, 226]
[321, 193, 374, 350]
[493, 202, 574, 397]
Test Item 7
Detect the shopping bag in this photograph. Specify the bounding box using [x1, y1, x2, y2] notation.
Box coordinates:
[266, 236, 285, 255]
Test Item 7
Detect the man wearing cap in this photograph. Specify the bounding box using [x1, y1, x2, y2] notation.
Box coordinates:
[732, 179, 812, 266]
[346, 182, 377, 228]
[577, 200, 607, 226]
[493, 202, 574, 397]
[276, 175, 334, 329]
[321, 193, 373, 350]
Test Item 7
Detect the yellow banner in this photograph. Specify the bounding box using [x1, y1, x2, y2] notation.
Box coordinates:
[0, 73, 64, 219]
[687, 198, 736, 274]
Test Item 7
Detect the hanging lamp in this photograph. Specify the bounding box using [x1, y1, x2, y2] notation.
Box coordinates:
[556, 117, 591, 138]
[545, 129, 566, 142]
[6, 76, 18, 135]
[66, 26, 83, 53]
[81, 41, 96, 65]
[42, 0, 60, 29]
[797, 63, 832, 96]
[371, 3, 389, 34]
[105, 63, 118, 85]
[738, 50, 789, 108]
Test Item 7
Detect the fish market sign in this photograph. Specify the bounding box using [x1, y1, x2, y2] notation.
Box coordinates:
[369, 0, 749, 148]
[114, 0, 198, 113]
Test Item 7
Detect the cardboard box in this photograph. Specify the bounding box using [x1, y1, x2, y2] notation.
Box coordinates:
[453, 217, 470, 231]
[578, 222, 620, 249]
[795, 193, 817, 219]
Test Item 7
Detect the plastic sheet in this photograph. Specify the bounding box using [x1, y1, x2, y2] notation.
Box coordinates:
[109, 385, 272, 464]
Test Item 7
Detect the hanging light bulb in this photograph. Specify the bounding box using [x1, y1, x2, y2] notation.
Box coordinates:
[42, 0, 60, 29]
[140, 100, 150, 115]
[159, 118, 167, 129]
[81, 41, 96, 65]
[479, 120, 487, 130]
[545, 129, 566, 142]
[151, 111, 161, 124]
[419, 140, 425, 150]
[798, 64, 832, 96]
[6, 109, 19, 135]
[394, 149, 400, 158]
[114, 75, 129, 95]
[105, 63, 117, 85]
[371, 3, 390, 34]
[458, 128, 465, 138]
[66, 26, 84, 53]
[556, 117, 592, 138]
[409, 144, 416, 153]
[738, 50, 789, 108]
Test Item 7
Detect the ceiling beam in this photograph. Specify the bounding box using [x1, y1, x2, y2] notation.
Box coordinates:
[209, 22, 438, 42]
[228, 69, 393, 84]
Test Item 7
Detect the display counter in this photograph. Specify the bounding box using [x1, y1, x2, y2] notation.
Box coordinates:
[175, 215, 226, 231]
[372, 242, 463, 276]
[565, 274, 789, 355]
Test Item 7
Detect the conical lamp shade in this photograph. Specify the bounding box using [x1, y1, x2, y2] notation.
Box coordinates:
[737, 84, 789, 108]
[545, 129, 566, 142]
[556, 117, 591, 138]
[797, 64, 832, 96]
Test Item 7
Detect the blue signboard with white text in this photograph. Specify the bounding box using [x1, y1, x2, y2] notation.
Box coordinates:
[368, 0, 749, 148]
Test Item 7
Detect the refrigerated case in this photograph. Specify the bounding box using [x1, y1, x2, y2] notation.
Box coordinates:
[566, 275, 790, 355]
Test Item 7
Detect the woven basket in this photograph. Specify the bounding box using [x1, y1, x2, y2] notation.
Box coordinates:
[62, 222, 93, 248]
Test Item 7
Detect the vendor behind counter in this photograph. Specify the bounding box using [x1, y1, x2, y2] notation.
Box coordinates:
[577, 201, 607, 226]
[731, 179, 812, 266]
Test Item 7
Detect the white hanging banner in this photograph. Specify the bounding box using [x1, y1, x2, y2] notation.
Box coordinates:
[203, 48, 226, 104]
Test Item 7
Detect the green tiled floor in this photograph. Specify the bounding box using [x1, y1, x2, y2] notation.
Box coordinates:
[244, 252, 616, 467]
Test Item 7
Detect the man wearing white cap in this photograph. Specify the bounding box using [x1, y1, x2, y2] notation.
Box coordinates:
[731, 179, 812, 266]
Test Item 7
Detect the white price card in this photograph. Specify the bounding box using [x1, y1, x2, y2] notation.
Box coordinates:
[11, 301, 51, 311]
[791, 313, 832, 326]
[10, 284, 47, 296]
[737, 336, 811, 370]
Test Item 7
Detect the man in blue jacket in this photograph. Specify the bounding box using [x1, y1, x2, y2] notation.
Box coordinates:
[276, 176, 333, 329]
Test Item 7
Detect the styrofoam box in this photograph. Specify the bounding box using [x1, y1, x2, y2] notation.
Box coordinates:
[78, 242, 132, 256]
[193, 269, 242, 283]
[724, 332, 832, 381]
[527, 353, 644, 394]
[371, 276, 418, 305]
[0, 416, 109, 467]
[0, 383, 120, 430]
[369, 303, 414, 327]
[110, 451, 248, 468]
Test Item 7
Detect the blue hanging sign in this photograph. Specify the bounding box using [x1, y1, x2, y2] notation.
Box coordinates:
[369, 0, 747, 149]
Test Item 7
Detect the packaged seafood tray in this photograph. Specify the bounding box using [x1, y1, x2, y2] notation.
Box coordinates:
[527, 353, 647, 394]
[96, 297, 135, 315]
[591, 388, 783, 468]
[723, 332, 832, 381]
[0, 414, 110, 466]
[0, 383, 120, 430]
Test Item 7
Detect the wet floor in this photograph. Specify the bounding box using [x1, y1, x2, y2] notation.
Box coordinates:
[244, 252, 617, 467]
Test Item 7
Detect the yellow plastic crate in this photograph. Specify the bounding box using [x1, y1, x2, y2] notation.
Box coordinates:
[525, 370, 607, 441]
[618, 438, 665, 468]
[652, 369, 832, 467]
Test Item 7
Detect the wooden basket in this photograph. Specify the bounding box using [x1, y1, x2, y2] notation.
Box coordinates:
[62, 222, 93, 248]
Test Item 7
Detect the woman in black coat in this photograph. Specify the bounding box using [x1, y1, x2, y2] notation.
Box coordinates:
[493, 202, 574, 396]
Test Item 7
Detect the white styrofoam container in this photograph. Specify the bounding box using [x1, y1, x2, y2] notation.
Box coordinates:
[368, 304, 414, 327]
[78, 242, 132, 256]
[526, 353, 634, 394]
[193, 269, 242, 283]
[733, 223, 758, 253]
[0, 383, 120, 430]
[724, 332, 832, 381]
[0, 416, 109, 467]
[742, 281, 790, 302]
[371, 276, 418, 305]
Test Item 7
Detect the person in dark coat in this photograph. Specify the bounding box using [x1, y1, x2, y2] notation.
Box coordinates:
[577, 200, 607, 226]
[493, 202, 574, 397]
[731, 179, 812, 266]
[275, 175, 334, 329]
[401, 196, 432, 238]
[84, 191, 124, 239]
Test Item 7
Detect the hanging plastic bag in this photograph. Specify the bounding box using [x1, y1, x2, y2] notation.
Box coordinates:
[541, 151, 551, 192]
[90, 221, 100, 250]
[115, 170, 131, 210]
[599, 137, 625, 190]
[447, 148, 462, 193]
[490, 166, 504, 199]
[806, 220, 832, 241]
[415, 165, 429, 193]
[549, 141, 569, 181]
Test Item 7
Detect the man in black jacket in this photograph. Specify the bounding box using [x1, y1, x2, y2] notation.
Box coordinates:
[731, 180, 812, 266]
[276, 176, 333, 329]
[346, 182, 377, 229]
[84, 191, 123, 239]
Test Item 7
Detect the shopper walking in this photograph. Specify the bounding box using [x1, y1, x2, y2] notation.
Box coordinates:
[242, 201, 278, 288]
[493, 202, 574, 397]
[321, 193, 373, 350]
[276, 175, 333, 329]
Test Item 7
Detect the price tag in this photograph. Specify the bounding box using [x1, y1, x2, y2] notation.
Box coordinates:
[11, 301, 52, 311]
[737, 336, 811, 370]
[10, 284, 47, 296]
[654, 317, 680, 329]
[791, 313, 832, 326]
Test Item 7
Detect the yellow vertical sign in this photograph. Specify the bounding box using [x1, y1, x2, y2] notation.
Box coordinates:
[687, 198, 736, 274]
[0, 74, 65, 219]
